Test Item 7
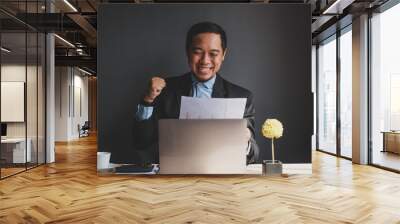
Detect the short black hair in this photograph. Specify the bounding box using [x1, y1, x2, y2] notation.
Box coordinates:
[186, 22, 227, 52]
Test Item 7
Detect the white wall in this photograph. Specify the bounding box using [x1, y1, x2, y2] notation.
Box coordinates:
[55, 67, 89, 141]
[73, 72, 89, 137]
[1, 64, 46, 163]
[55, 67, 70, 141]
[1, 64, 41, 137]
[1, 66, 26, 132]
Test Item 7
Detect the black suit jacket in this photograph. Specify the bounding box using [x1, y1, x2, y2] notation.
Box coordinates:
[133, 72, 259, 164]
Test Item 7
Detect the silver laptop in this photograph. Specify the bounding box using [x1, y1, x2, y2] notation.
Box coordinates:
[158, 119, 248, 174]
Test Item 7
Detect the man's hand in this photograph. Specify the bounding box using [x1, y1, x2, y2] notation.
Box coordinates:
[245, 128, 252, 142]
[143, 77, 166, 103]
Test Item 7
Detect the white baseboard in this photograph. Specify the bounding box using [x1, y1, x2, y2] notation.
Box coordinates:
[246, 163, 312, 175]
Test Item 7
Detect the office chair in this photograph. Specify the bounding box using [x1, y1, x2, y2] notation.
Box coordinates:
[79, 121, 90, 138]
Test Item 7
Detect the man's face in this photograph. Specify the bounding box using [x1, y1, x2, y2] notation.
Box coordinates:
[187, 32, 226, 82]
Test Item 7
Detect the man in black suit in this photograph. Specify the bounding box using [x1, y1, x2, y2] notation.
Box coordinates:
[134, 21, 259, 164]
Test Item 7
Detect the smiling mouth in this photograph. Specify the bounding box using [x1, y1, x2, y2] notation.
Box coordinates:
[198, 67, 213, 72]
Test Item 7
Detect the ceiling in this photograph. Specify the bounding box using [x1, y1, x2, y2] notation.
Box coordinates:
[0, 0, 391, 75]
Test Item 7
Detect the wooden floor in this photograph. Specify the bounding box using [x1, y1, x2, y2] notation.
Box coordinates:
[1, 163, 45, 178]
[1, 167, 26, 178]
[1, 135, 400, 223]
[372, 151, 400, 171]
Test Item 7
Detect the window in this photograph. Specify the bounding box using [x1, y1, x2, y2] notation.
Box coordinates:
[317, 36, 337, 154]
[370, 2, 400, 171]
[339, 28, 352, 158]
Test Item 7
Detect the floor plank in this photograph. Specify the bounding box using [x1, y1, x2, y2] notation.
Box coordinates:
[1, 135, 400, 223]
[372, 151, 400, 171]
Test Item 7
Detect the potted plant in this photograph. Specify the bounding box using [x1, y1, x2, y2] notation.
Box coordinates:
[261, 118, 284, 175]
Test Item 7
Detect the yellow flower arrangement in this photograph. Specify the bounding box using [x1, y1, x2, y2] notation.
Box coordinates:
[262, 119, 283, 139]
[262, 119, 284, 163]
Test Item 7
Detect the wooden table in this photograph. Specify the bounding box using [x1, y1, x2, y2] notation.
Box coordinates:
[382, 131, 400, 154]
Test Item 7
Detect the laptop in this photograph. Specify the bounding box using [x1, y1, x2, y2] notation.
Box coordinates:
[158, 119, 248, 174]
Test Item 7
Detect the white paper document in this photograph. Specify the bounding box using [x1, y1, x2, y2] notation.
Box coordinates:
[179, 96, 247, 119]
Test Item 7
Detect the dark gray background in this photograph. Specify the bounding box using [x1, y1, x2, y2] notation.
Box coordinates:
[98, 3, 312, 164]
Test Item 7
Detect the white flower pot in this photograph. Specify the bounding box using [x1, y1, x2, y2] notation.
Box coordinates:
[97, 152, 111, 170]
[262, 160, 282, 176]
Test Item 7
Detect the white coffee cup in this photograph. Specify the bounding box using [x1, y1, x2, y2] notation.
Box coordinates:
[97, 152, 111, 170]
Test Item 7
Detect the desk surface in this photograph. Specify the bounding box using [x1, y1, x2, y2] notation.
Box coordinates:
[1, 138, 27, 143]
[381, 131, 400, 134]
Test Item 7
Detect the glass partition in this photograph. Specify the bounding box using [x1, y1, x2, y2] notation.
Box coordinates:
[27, 31, 38, 169]
[317, 36, 337, 154]
[0, 1, 46, 179]
[371, 3, 400, 171]
[1, 31, 28, 177]
[38, 32, 45, 165]
[25, 0, 44, 170]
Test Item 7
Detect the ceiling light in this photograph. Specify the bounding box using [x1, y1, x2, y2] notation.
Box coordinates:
[76, 49, 85, 55]
[78, 67, 93, 76]
[322, 0, 355, 15]
[54, 34, 75, 48]
[63, 0, 78, 12]
[1, 47, 11, 53]
[323, 0, 341, 14]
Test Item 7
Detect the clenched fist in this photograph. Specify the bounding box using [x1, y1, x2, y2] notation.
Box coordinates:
[143, 77, 166, 103]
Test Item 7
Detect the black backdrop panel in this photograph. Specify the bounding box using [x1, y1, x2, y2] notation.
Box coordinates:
[98, 4, 312, 164]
